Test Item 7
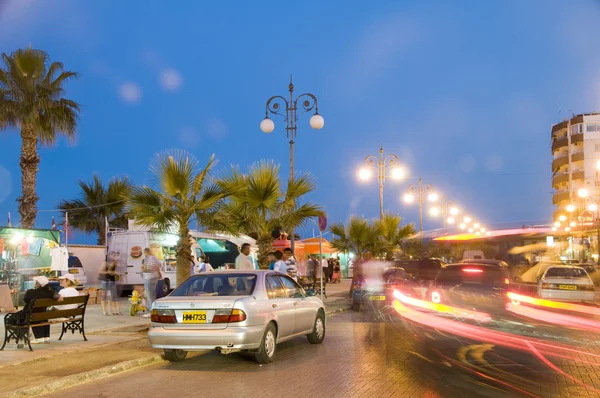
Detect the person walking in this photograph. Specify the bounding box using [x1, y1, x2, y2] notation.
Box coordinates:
[235, 243, 254, 270]
[283, 247, 297, 279]
[273, 251, 288, 274]
[142, 247, 162, 317]
[99, 252, 121, 316]
[196, 255, 214, 273]
[267, 252, 277, 270]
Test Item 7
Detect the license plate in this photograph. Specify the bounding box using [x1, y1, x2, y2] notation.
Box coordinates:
[558, 285, 577, 290]
[69, 269, 79, 274]
[370, 296, 386, 301]
[182, 311, 207, 323]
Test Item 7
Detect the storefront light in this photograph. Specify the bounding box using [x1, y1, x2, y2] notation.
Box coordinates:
[554, 221, 561, 228]
[565, 227, 571, 232]
[569, 221, 576, 227]
[558, 215, 567, 222]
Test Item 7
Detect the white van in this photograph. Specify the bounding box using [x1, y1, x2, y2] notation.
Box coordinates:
[108, 230, 203, 294]
[462, 250, 485, 260]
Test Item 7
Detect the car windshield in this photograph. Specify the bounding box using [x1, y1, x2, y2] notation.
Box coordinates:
[544, 267, 587, 279]
[435, 267, 506, 286]
[171, 274, 257, 296]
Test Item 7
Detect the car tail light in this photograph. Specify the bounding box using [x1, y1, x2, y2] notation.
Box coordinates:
[462, 268, 483, 273]
[151, 309, 176, 323]
[228, 309, 247, 323]
[504, 278, 510, 285]
[431, 291, 441, 303]
[212, 309, 247, 323]
[541, 283, 557, 289]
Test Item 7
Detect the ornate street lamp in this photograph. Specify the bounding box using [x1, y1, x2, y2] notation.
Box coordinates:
[260, 75, 324, 252]
[403, 178, 436, 237]
[358, 146, 406, 219]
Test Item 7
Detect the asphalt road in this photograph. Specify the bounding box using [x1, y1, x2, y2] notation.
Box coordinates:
[46, 309, 600, 398]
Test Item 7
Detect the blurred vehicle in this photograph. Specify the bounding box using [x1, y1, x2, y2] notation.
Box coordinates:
[395, 258, 446, 283]
[426, 262, 512, 315]
[462, 250, 485, 260]
[358, 267, 419, 311]
[459, 259, 510, 268]
[536, 265, 595, 302]
[147, 270, 326, 364]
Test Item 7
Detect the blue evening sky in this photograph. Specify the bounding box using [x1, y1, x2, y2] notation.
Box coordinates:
[1, 0, 599, 243]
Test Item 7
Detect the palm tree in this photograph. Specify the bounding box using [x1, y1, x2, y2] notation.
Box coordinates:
[375, 213, 416, 260]
[58, 176, 132, 245]
[330, 216, 372, 259]
[217, 160, 323, 267]
[0, 48, 80, 228]
[127, 150, 229, 285]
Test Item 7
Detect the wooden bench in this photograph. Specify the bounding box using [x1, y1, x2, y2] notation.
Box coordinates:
[1, 295, 89, 351]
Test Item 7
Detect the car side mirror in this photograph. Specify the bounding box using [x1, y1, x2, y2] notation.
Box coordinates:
[306, 290, 315, 297]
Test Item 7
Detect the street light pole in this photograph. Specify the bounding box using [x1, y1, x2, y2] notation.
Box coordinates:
[261, 75, 324, 252]
[404, 178, 435, 238]
[361, 146, 402, 220]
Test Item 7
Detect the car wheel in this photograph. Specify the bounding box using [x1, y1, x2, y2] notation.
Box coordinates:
[307, 311, 325, 344]
[255, 323, 277, 364]
[164, 349, 188, 362]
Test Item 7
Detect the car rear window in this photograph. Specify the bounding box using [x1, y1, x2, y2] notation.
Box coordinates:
[171, 274, 257, 296]
[435, 267, 506, 286]
[544, 267, 587, 278]
[384, 269, 408, 283]
[68, 257, 83, 268]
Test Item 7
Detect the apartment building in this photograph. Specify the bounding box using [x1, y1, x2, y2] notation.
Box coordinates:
[551, 113, 600, 221]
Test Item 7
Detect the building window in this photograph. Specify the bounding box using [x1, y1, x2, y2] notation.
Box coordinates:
[571, 124, 583, 135]
[586, 124, 599, 132]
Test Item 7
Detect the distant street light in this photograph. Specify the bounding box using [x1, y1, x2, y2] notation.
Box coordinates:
[261, 75, 323, 252]
[359, 146, 406, 219]
[404, 178, 435, 237]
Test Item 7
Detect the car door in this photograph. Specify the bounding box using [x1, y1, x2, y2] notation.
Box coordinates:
[265, 275, 295, 339]
[278, 275, 315, 334]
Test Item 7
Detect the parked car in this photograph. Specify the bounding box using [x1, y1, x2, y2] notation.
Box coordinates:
[148, 270, 326, 364]
[61, 256, 87, 290]
[536, 265, 596, 302]
[426, 262, 512, 316]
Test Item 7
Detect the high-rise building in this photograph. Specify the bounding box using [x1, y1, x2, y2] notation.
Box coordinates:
[551, 113, 600, 222]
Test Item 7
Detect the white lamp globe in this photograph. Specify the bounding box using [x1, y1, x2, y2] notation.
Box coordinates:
[309, 114, 325, 130]
[260, 118, 275, 133]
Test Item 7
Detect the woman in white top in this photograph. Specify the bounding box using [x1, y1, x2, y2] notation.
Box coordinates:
[58, 274, 80, 310]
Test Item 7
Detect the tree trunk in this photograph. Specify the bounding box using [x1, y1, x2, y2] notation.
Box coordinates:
[18, 125, 40, 228]
[256, 235, 273, 269]
[176, 225, 193, 286]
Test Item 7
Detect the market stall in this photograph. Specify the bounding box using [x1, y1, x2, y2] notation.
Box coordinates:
[0, 227, 63, 309]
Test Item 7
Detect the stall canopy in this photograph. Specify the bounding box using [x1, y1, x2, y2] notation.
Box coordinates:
[0, 227, 60, 243]
[302, 237, 337, 254]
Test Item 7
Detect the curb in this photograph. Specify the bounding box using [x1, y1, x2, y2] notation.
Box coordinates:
[0, 335, 145, 369]
[5, 354, 165, 398]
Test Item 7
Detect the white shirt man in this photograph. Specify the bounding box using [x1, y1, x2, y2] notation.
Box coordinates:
[321, 258, 328, 278]
[235, 243, 254, 270]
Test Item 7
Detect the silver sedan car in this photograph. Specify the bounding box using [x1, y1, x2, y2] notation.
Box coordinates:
[148, 270, 326, 363]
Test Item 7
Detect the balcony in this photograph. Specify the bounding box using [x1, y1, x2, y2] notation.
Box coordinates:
[571, 132, 584, 144]
[571, 151, 584, 163]
[572, 169, 585, 181]
[552, 172, 569, 186]
[553, 190, 570, 205]
[552, 155, 569, 170]
[552, 137, 568, 151]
